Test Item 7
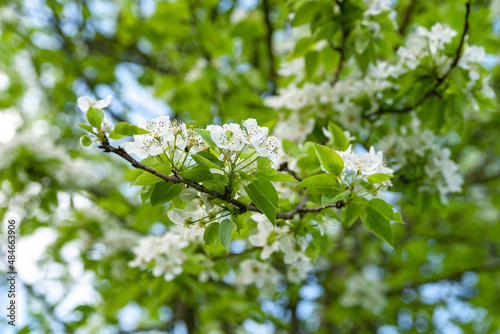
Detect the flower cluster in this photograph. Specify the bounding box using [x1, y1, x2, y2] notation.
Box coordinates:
[207, 119, 280, 164]
[128, 232, 189, 281]
[337, 146, 393, 177]
[120, 116, 280, 165]
[379, 118, 464, 202]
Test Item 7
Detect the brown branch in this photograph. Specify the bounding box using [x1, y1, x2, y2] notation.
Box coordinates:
[262, 0, 277, 94]
[398, 0, 418, 36]
[332, 18, 349, 85]
[278, 162, 303, 181]
[370, 0, 472, 117]
[99, 142, 345, 220]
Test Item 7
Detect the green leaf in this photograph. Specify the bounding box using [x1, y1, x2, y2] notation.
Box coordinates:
[368, 198, 395, 222]
[297, 173, 338, 188]
[109, 122, 149, 139]
[195, 129, 216, 147]
[256, 172, 297, 182]
[244, 179, 279, 224]
[78, 123, 95, 134]
[322, 189, 350, 206]
[218, 219, 233, 251]
[192, 151, 224, 169]
[361, 206, 393, 246]
[327, 122, 350, 150]
[305, 50, 319, 79]
[313, 143, 344, 175]
[133, 166, 171, 186]
[204, 222, 219, 246]
[388, 203, 405, 224]
[292, 1, 320, 27]
[86, 106, 104, 128]
[80, 135, 92, 147]
[150, 182, 184, 207]
[342, 202, 363, 227]
[367, 173, 393, 184]
[140, 156, 163, 168]
[180, 165, 213, 182]
[140, 185, 154, 203]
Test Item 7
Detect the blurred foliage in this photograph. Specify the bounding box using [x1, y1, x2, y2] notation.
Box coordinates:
[1, 0, 500, 333]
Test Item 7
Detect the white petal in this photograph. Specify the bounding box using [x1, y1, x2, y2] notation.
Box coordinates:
[77, 96, 92, 112]
[93, 95, 113, 109]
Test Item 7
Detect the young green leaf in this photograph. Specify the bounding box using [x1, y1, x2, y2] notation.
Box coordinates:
[109, 122, 150, 139]
[297, 173, 338, 188]
[195, 129, 216, 147]
[361, 206, 393, 246]
[86, 107, 104, 128]
[133, 166, 171, 186]
[327, 122, 350, 151]
[368, 198, 395, 222]
[322, 189, 351, 206]
[192, 151, 224, 169]
[204, 222, 219, 246]
[313, 143, 344, 175]
[80, 135, 92, 147]
[218, 219, 233, 251]
[256, 172, 297, 182]
[367, 173, 393, 184]
[180, 165, 213, 182]
[150, 182, 183, 207]
[77, 124, 95, 134]
[244, 179, 279, 224]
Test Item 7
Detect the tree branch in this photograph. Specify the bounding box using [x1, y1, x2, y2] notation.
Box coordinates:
[99, 142, 345, 220]
[332, 14, 349, 85]
[370, 0, 471, 117]
[398, 0, 418, 36]
[262, 0, 277, 94]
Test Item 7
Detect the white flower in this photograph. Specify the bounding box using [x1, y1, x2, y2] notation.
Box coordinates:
[207, 123, 246, 151]
[364, 0, 392, 16]
[253, 136, 280, 164]
[273, 112, 315, 144]
[128, 232, 189, 281]
[248, 215, 279, 260]
[417, 23, 457, 56]
[100, 118, 112, 133]
[336, 146, 393, 176]
[121, 116, 172, 159]
[459, 44, 486, 70]
[237, 259, 281, 289]
[242, 118, 269, 146]
[77, 95, 112, 113]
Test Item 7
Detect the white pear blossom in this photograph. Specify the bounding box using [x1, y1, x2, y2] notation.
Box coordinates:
[364, 0, 392, 16]
[207, 123, 246, 151]
[248, 215, 280, 260]
[129, 232, 189, 281]
[252, 136, 280, 164]
[121, 116, 172, 159]
[236, 259, 281, 289]
[458, 44, 486, 70]
[100, 118, 112, 133]
[336, 145, 393, 176]
[242, 118, 269, 146]
[77, 95, 113, 113]
[273, 112, 315, 144]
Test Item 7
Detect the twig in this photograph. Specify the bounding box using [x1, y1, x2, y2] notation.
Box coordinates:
[277, 162, 303, 181]
[332, 11, 350, 85]
[99, 142, 345, 220]
[369, 0, 472, 117]
[398, 0, 418, 36]
[262, 0, 277, 94]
